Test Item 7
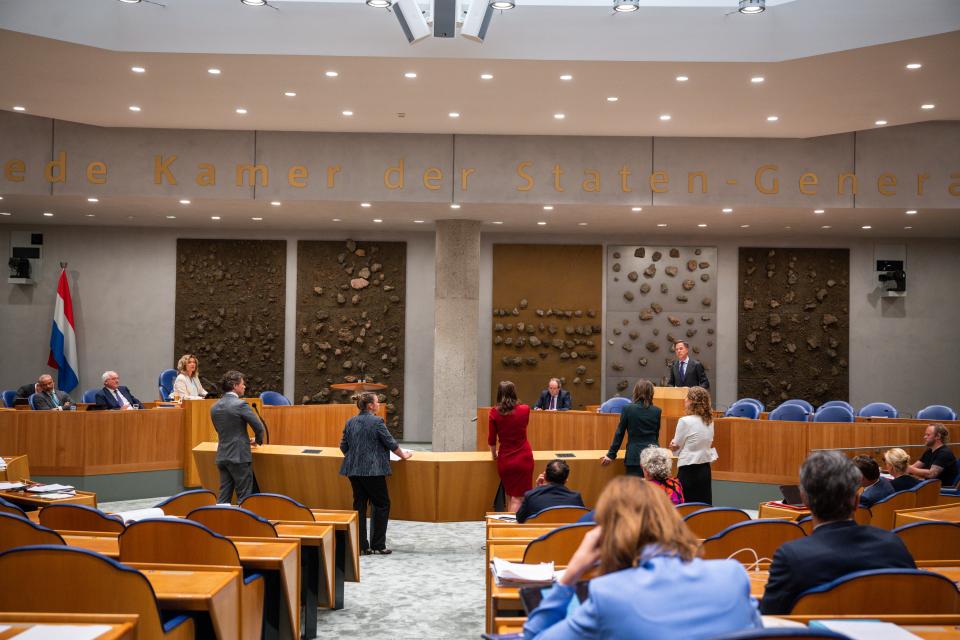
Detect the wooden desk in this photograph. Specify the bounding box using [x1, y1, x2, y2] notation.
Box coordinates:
[486, 542, 527, 633]
[0, 455, 29, 481]
[273, 522, 339, 615]
[139, 566, 239, 640]
[0, 489, 97, 509]
[758, 502, 810, 521]
[896, 504, 960, 527]
[0, 619, 134, 640]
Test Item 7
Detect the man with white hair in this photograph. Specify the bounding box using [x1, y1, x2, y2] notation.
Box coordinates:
[94, 371, 142, 410]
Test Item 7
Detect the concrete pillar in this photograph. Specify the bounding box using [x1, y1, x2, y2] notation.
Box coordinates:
[432, 219, 481, 451]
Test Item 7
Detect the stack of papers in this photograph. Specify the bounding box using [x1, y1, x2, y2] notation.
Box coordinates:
[490, 557, 557, 587]
[0, 481, 25, 490]
[486, 514, 517, 522]
[389, 448, 413, 462]
[115, 507, 166, 523]
[27, 483, 75, 493]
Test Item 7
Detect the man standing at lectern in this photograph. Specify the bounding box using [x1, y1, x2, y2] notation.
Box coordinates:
[667, 340, 710, 389]
[211, 370, 265, 504]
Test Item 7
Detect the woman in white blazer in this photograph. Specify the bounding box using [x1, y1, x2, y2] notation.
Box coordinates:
[670, 386, 717, 504]
[172, 353, 208, 400]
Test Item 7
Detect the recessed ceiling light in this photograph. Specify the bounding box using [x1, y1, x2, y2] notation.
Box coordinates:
[861, 225, 872, 229]
[0, 196, 3, 200]
[921, 104, 935, 110]
[751, 76, 765, 83]
[414, 220, 425, 224]
[480, 73, 494, 80]
[404, 72, 417, 79]
[119, 0, 142, 4]
[211, 216, 221, 220]
[906, 210, 917, 215]
[904, 226, 913, 230]
[367, 0, 392, 7]
[373, 218, 383, 223]
[208, 68, 221, 75]
[559, 74, 573, 81]
[537, 221, 547, 225]
[332, 218, 342, 222]
[12, 106, 26, 112]
[631, 207, 642, 212]
[241, 0, 267, 5]
[235, 108, 248, 115]
[821, 225, 831, 229]
[740, 224, 750, 228]
[360, 202, 372, 208]
[325, 71, 339, 77]
[543, 205, 554, 211]
[131, 66, 145, 73]
[252, 217, 263, 221]
[449, 112, 460, 118]
[578, 222, 588, 226]
[607, 96, 619, 102]
[814, 209, 825, 214]
[491, 221, 504, 225]
[342, 110, 354, 116]
[450, 203, 461, 209]
[656, 223, 668, 227]
[906, 63, 922, 70]
[87, 198, 99, 203]
[85, 214, 95, 218]
[129, 106, 141, 112]
[659, 114, 671, 121]
[767, 115, 779, 122]
[43, 212, 54, 217]
[722, 208, 733, 213]
[179, 199, 191, 205]
[0, 212, 10, 216]
[284, 91, 297, 97]
[676, 75, 689, 82]
[554, 113, 565, 120]
[166, 215, 176, 219]
[875, 120, 888, 126]
[697, 223, 707, 228]
[270, 201, 281, 206]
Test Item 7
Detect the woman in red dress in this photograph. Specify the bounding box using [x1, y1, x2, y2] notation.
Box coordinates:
[488, 381, 535, 512]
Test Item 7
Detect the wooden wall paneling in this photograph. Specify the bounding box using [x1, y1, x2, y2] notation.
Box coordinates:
[491, 245, 603, 411]
[19, 412, 85, 475]
[0, 411, 21, 456]
[261, 404, 386, 448]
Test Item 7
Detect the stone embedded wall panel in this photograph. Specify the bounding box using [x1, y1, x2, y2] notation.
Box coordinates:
[174, 239, 286, 396]
[605, 245, 718, 399]
[295, 240, 406, 438]
[738, 247, 850, 410]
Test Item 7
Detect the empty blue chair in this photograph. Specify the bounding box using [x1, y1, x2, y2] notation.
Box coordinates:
[781, 399, 814, 413]
[735, 398, 765, 413]
[82, 389, 99, 404]
[917, 405, 957, 421]
[158, 369, 177, 401]
[813, 406, 854, 423]
[259, 391, 291, 406]
[819, 400, 854, 413]
[599, 396, 630, 414]
[858, 402, 898, 419]
[1, 390, 15, 408]
[769, 403, 809, 422]
[725, 403, 760, 419]
[27, 393, 41, 411]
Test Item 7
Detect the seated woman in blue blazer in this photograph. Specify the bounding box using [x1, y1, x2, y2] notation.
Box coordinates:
[524, 477, 760, 639]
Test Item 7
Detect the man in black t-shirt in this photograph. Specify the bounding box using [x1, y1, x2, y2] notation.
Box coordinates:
[908, 423, 958, 488]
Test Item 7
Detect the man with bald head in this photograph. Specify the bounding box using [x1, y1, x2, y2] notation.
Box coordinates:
[29, 374, 75, 411]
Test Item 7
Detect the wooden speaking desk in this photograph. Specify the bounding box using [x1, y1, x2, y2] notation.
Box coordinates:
[193, 442, 619, 522]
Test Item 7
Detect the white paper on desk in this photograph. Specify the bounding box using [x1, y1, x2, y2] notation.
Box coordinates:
[0, 625, 8, 633]
[390, 448, 413, 461]
[492, 557, 555, 582]
[0, 481, 25, 490]
[27, 483, 74, 493]
[14, 624, 113, 640]
[115, 507, 165, 523]
[38, 492, 77, 500]
[760, 616, 806, 628]
[486, 514, 517, 522]
[814, 621, 922, 639]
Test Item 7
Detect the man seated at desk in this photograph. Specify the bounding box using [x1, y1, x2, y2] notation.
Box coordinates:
[534, 378, 572, 411]
[94, 370, 143, 410]
[31, 374, 75, 411]
[516, 459, 585, 523]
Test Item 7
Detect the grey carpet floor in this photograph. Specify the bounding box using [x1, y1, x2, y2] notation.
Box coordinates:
[102, 497, 487, 639]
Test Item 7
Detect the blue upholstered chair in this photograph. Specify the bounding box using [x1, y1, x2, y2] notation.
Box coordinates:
[769, 403, 809, 422]
[725, 403, 760, 419]
[599, 396, 630, 414]
[158, 368, 177, 401]
[82, 389, 99, 404]
[736, 398, 765, 412]
[154, 489, 217, 517]
[791, 568, 960, 614]
[0, 498, 28, 519]
[819, 400, 854, 413]
[712, 628, 847, 639]
[812, 406, 854, 423]
[1, 390, 15, 408]
[781, 399, 814, 413]
[260, 391, 291, 406]
[858, 402, 898, 419]
[917, 404, 957, 421]
[27, 393, 41, 410]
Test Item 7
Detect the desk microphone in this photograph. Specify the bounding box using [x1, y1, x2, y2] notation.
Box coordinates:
[200, 377, 221, 399]
[252, 402, 271, 444]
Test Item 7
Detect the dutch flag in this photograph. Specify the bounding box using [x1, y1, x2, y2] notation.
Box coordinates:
[48, 268, 79, 392]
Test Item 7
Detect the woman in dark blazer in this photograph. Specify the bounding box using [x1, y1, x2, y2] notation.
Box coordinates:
[600, 379, 662, 476]
[339, 392, 412, 555]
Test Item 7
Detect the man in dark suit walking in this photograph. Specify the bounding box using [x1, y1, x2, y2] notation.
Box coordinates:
[211, 370, 265, 504]
[667, 340, 710, 389]
[534, 378, 572, 411]
[760, 451, 916, 614]
[94, 371, 142, 410]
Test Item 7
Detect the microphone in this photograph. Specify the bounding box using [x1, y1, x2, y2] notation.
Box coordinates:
[200, 376, 221, 398]
[252, 402, 271, 445]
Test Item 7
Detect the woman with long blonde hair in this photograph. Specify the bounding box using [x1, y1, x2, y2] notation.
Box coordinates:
[669, 386, 717, 504]
[524, 477, 759, 638]
[172, 354, 207, 400]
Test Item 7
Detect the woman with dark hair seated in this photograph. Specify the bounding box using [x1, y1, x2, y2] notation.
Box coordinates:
[524, 477, 759, 639]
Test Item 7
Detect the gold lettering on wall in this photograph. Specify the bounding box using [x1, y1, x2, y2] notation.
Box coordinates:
[236, 164, 269, 187]
[460, 167, 475, 191]
[917, 173, 929, 195]
[837, 172, 858, 195]
[423, 167, 443, 191]
[552, 164, 565, 192]
[650, 171, 669, 193]
[384, 160, 405, 190]
[86, 161, 107, 185]
[687, 171, 707, 194]
[196, 163, 216, 186]
[4, 159, 25, 182]
[582, 169, 600, 193]
[878, 172, 897, 196]
[516, 162, 533, 191]
[327, 165, 341, 188]
[288, 165, 308, 188]
[619, 166, 632, 193]
[154, 155, 178, 185]
[755, 164, 779, 195]
[949, 172, 960, 196]
[44, 151, 67, 183]
[799, 172, 818, 195]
